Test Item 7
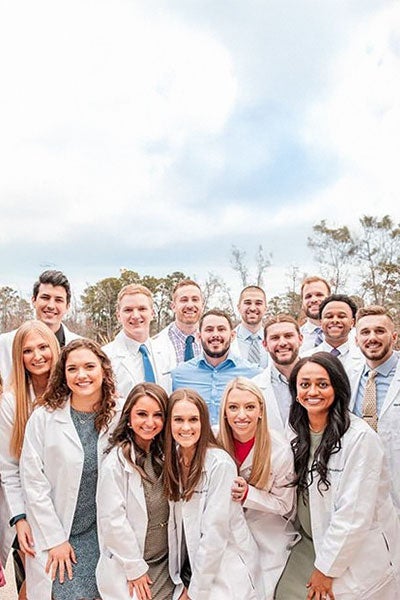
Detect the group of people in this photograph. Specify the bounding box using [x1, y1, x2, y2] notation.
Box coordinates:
[0, 269, 399, 599]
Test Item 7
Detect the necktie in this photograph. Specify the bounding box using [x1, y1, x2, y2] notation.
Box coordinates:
[314, 327, 324, 347]
[330, 348, 341, 357]
[362, 370, 378, 431]
[184, 335, 195, 362]
[248, 334, 261, 365]
[139, 344, 156, 383]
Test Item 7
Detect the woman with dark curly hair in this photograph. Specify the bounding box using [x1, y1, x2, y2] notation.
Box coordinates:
[20, 338, 121, 600]
[275, 352, 400, 600]
[96, 382, 181, 600]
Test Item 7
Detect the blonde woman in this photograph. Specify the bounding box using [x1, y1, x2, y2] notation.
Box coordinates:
[0, 320, 60, 598]
[219, 377, 296, 600]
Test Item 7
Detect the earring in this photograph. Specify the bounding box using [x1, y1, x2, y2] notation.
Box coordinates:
[258, 416, 262, 420]
[295, 397, 299, 403]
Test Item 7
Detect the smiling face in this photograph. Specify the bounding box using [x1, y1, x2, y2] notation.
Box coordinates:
[129, 395, 164, 451]
[224, 388, 261, 443]
[172, 284, 203, 328]
[320, 300, 354, 347]
[117, 293, 154, 342]
[296, 362, 335, 424]
[264, 322, 302, 367]
[65, 348, 104, 405]
[22, 330, 54, 378]
[199, 314, 234, 360]
[170, 399, 201, 451]
[238, 288, 267, 329]
[356, 314, 397, 366]
[302, 281, 330, 321]
[32, 283, 69, 332]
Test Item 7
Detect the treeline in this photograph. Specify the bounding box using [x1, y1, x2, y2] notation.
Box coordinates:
[2, 215, 400, 341]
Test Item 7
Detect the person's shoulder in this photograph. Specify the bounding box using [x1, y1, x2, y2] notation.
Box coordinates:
[205, 446, 235, 468]
[0, 328, 17, 344]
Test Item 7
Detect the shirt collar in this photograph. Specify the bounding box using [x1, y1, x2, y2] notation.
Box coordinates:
[170, 321, 198, 341]
[198, 350, 237, 369]
[237, 323, 263, 341]
[270, 363, 289, 385]
[122, 332, 150, 353]
[364, 351, 399, 377]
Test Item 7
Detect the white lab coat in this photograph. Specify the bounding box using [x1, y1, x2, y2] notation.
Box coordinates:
[253, 365, 289, 435]
[96, 446, 182, 600]
[302, 339, 364, 381]
[350, 359, 400, 516]
[0, 324, 80, 385]
[169, 447, 263, 600]
[0, 390, 34, 565]
[103, 331, 172, 398]
[240, 429, 296, 600]
[20, 398, 122, 600]
[152, 324, 179, 370]
[295, 415, 400, 598]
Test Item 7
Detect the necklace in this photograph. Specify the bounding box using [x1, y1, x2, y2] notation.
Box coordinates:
[71, 406, 95, 424]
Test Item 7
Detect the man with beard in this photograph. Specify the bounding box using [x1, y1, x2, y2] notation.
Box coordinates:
[171, 309, 261, 425]
[232, 285, 269, 368]
[350, 305, 400, 514]
[299, 276, 331, 353]
[253, 315, 303, 433]
[153, 279, 204, 368]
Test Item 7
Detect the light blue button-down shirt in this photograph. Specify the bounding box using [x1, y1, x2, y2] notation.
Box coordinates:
[353, 352, 399, 418]
[171, 351, 262, 425]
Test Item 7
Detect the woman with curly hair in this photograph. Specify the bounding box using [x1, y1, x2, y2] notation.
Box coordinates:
[97, 382, 182, 600]
[0, 320, 60, 599]
[20, 338, 121, 600]
[275, 352, 400, 600]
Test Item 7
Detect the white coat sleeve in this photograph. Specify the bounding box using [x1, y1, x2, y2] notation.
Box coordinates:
[244, 443, 295, 516]
[97, 450, 148, 581]
[0, 392, 25, 519]
[188, 455, 239, 599]
[314, 428, 385, 578]
[20, 410, 67, 550]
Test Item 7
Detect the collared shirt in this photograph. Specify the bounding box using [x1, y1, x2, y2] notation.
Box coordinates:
[270, 363, 292, 425]
[300, 320, 323, 353]
[168, 321, 201, 364]
[171, 351, 262, 425]
[235, 324, 269, 368]
[309, 339, 363, 377]
[122, 333, 155, 382]
[353, 352, 399, 418]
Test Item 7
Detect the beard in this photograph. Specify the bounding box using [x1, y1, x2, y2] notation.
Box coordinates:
[305, 306, 320, 320]
[269, 348, 299, 366]
[202, 341, 230, 360]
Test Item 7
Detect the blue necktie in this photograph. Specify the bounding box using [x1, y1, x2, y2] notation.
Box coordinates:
[314, 327, 324, 347]
[184, 335, 195, 362]
[139, 344, 156, 383]
[330, 348, 340, 357]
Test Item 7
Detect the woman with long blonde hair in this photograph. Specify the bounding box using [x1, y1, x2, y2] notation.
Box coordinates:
[219, 377, 296, 600]
[0, 320, 60, 599]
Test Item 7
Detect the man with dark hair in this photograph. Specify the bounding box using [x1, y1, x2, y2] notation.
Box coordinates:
[254, 314, 303, 433]
[0, 270, 80, 382]
[303, 294, 363, 377]
[299, 275, 331, 352]
[171, 309, 261, 424]
[351, 305, 400, 514]
[232, 285, 269, 368]
[152, 279, 203, 368]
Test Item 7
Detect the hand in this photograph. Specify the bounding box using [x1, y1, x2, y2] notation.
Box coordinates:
[306, 568, 335, 599]
[15, 519, 35, 557]
[127, 573, 152, 600]
[178, 588, 190, 600]
[45, 541, 76, 583]
[231, 476, 248, 503]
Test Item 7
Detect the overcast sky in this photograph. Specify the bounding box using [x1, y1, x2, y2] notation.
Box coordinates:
[1, 0, 399, 302]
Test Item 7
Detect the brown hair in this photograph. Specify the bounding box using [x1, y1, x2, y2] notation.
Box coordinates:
[238, 285, 266, 304]
[356, 305, 394, 324]
[218, 377, 271, 489]
[199, 309, 233, 331]
[172, 279, 202, 299]
[9, 320, 60, 459]
[300, 276, 331, 298]
[263, 314, 300, 339]
[42, 338, 117, 432]
[107, 383, 168, 480]
[164, 388, 221, 501]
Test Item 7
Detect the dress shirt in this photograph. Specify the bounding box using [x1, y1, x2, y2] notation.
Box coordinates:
[270, 364, 292, 425]
[121, 334, 155, 382]
[171, 351, 262, 425]
[308, 339, 364, 378]
[168, 322, 201, 364]
[235, 324, 269, 368]
[353, 352, 399, 418]
[299, 320, 323, 353]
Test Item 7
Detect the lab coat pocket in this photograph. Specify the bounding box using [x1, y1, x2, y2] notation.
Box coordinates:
[96, 552, 132, 600]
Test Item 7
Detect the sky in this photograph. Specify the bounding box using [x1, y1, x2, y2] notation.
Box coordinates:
[1, 0, 400, 304]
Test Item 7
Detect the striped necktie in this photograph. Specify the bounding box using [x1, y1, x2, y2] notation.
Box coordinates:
[248, 334, 261, 364]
